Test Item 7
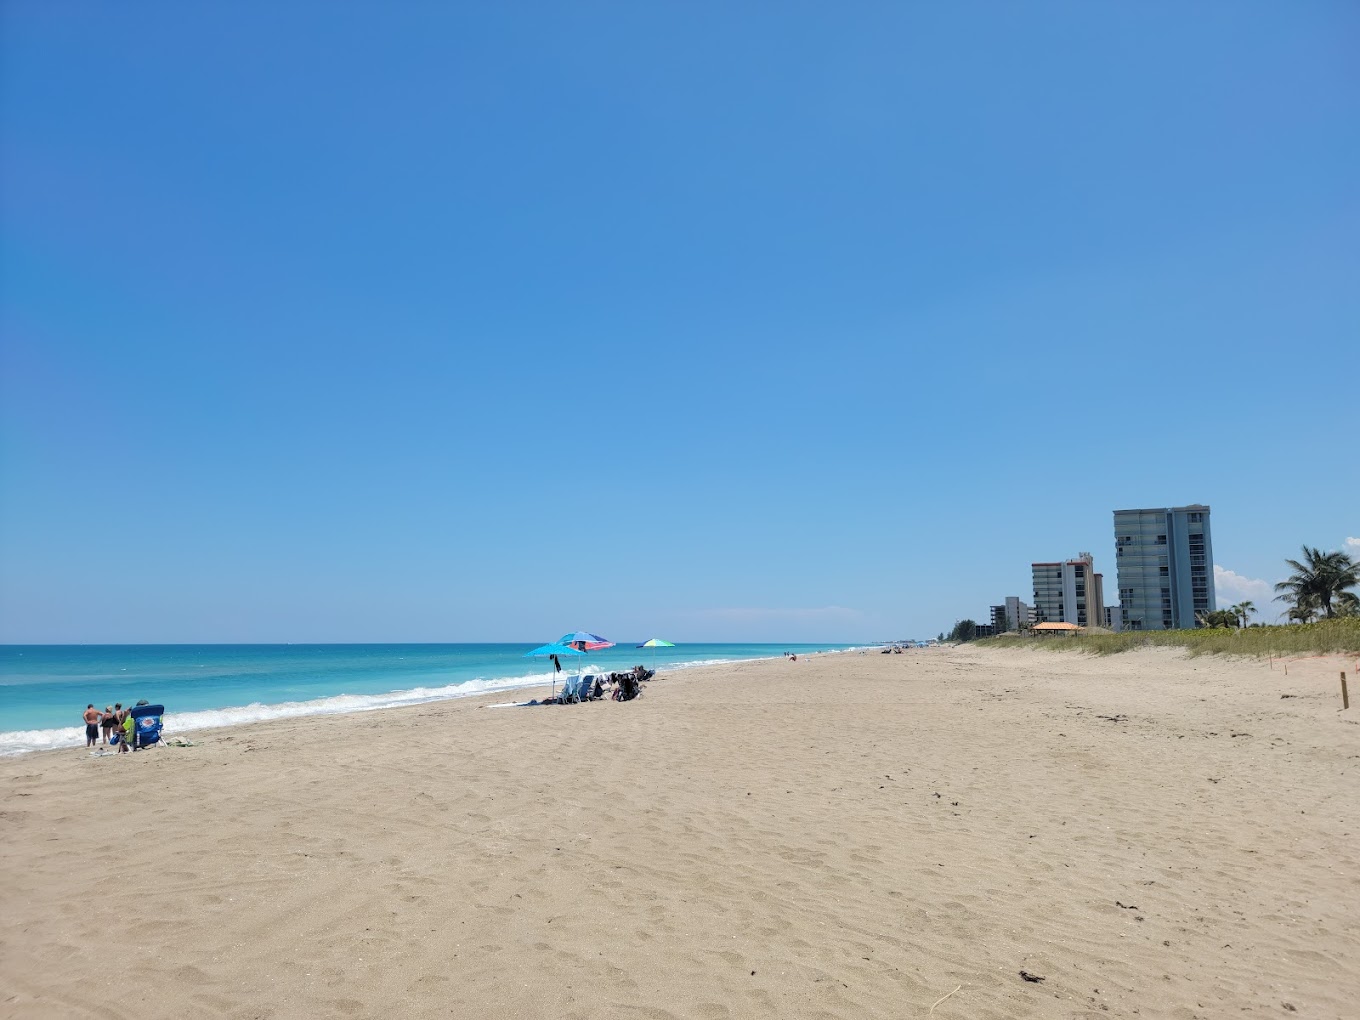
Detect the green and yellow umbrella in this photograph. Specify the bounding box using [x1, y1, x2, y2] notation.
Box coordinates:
[636, 637, 675, 673]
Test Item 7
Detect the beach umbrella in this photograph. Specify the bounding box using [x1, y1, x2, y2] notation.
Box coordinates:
[524, 642, 584, 702]
[558, 631, 615, 652]
[635, 637, 675, 672]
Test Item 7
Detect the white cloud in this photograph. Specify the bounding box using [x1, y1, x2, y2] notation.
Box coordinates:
[1214, 565, 1271, 604]
[1346, 537, 1360, 552]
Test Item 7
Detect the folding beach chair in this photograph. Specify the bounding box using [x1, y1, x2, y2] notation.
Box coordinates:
[129, 704, 166, 748]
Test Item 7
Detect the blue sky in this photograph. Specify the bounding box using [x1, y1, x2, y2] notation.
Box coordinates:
[2, 2, 1356, 643]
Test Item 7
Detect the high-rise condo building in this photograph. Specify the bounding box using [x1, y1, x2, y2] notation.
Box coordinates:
[1031, 553, 1105, 627]
[1113, 504, 1214, 630]
[995, 595, 1033, 636]
[990, 602, 1033, 634]
[999, 596, 1033, 632]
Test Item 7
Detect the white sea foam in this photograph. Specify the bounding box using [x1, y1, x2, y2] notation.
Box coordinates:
[0, 648, 860, 756]
[0, 670, 564, 756]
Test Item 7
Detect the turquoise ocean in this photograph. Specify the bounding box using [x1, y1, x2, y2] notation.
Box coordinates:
[0, 643, 858, 755]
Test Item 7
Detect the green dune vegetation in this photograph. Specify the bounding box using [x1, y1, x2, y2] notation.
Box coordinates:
[979, 618, 1360, 657]
[976, 545, 1360, 657]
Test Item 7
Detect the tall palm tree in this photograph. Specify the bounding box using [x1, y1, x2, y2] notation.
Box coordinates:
[1231, 600, 1256, 628]
[1274, 546, 1360, 619]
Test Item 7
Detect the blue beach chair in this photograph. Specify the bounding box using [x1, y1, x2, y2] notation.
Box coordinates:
[563, 673, 599, 703]
[557, 674, 578, 703]
[129, 704, 165, 748]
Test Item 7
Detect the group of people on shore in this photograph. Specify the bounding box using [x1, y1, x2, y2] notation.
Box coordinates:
[536, 663, 654, 704]
[81, 703, 137, 753]
[603, 665, 653, 700]
[583, 664, 653, 702]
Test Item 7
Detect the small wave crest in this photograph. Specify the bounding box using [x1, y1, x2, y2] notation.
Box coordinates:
[0, 648, 857, 755]
[0, 670, 562, 756]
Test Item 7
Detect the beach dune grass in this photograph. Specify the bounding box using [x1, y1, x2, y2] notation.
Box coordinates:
[978, 617, 1360, 656]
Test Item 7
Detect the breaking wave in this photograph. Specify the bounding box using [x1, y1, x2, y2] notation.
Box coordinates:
[0, 670, 562, 756]
[0, 648, 859, 756]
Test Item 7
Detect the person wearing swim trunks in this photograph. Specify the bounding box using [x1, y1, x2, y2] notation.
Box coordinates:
[83, 704, 101, 748]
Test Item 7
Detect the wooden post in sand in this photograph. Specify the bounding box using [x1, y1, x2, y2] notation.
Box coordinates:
[1342, 672, 1350, 711]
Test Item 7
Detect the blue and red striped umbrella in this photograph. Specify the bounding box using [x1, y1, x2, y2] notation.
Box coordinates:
[558, 631, 614, 652]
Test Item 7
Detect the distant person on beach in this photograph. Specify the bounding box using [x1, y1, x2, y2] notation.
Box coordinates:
[100, 706, 116, 744]
[83, 705, 101, 748]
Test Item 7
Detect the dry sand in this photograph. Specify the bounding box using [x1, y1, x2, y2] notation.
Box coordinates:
[2, 645, 1357, 1019]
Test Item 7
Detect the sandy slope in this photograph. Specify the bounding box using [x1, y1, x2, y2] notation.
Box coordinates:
[2, 645, 1357, 1019]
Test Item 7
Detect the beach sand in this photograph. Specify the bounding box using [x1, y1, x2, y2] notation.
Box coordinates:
[2, 645, 1357, 1019]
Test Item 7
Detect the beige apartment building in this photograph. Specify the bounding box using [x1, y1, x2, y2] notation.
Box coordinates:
[1031, 552, 1105, 628]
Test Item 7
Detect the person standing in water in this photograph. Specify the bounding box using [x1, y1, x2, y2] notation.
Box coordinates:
[83, 705, 101, 748]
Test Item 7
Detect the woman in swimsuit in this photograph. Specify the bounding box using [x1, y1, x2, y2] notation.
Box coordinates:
[100, 706, 116, 743]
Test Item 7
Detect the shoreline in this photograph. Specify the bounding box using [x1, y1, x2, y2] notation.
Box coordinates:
[3, 644, 1354, 1018]
[1, 647, 869, 757]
